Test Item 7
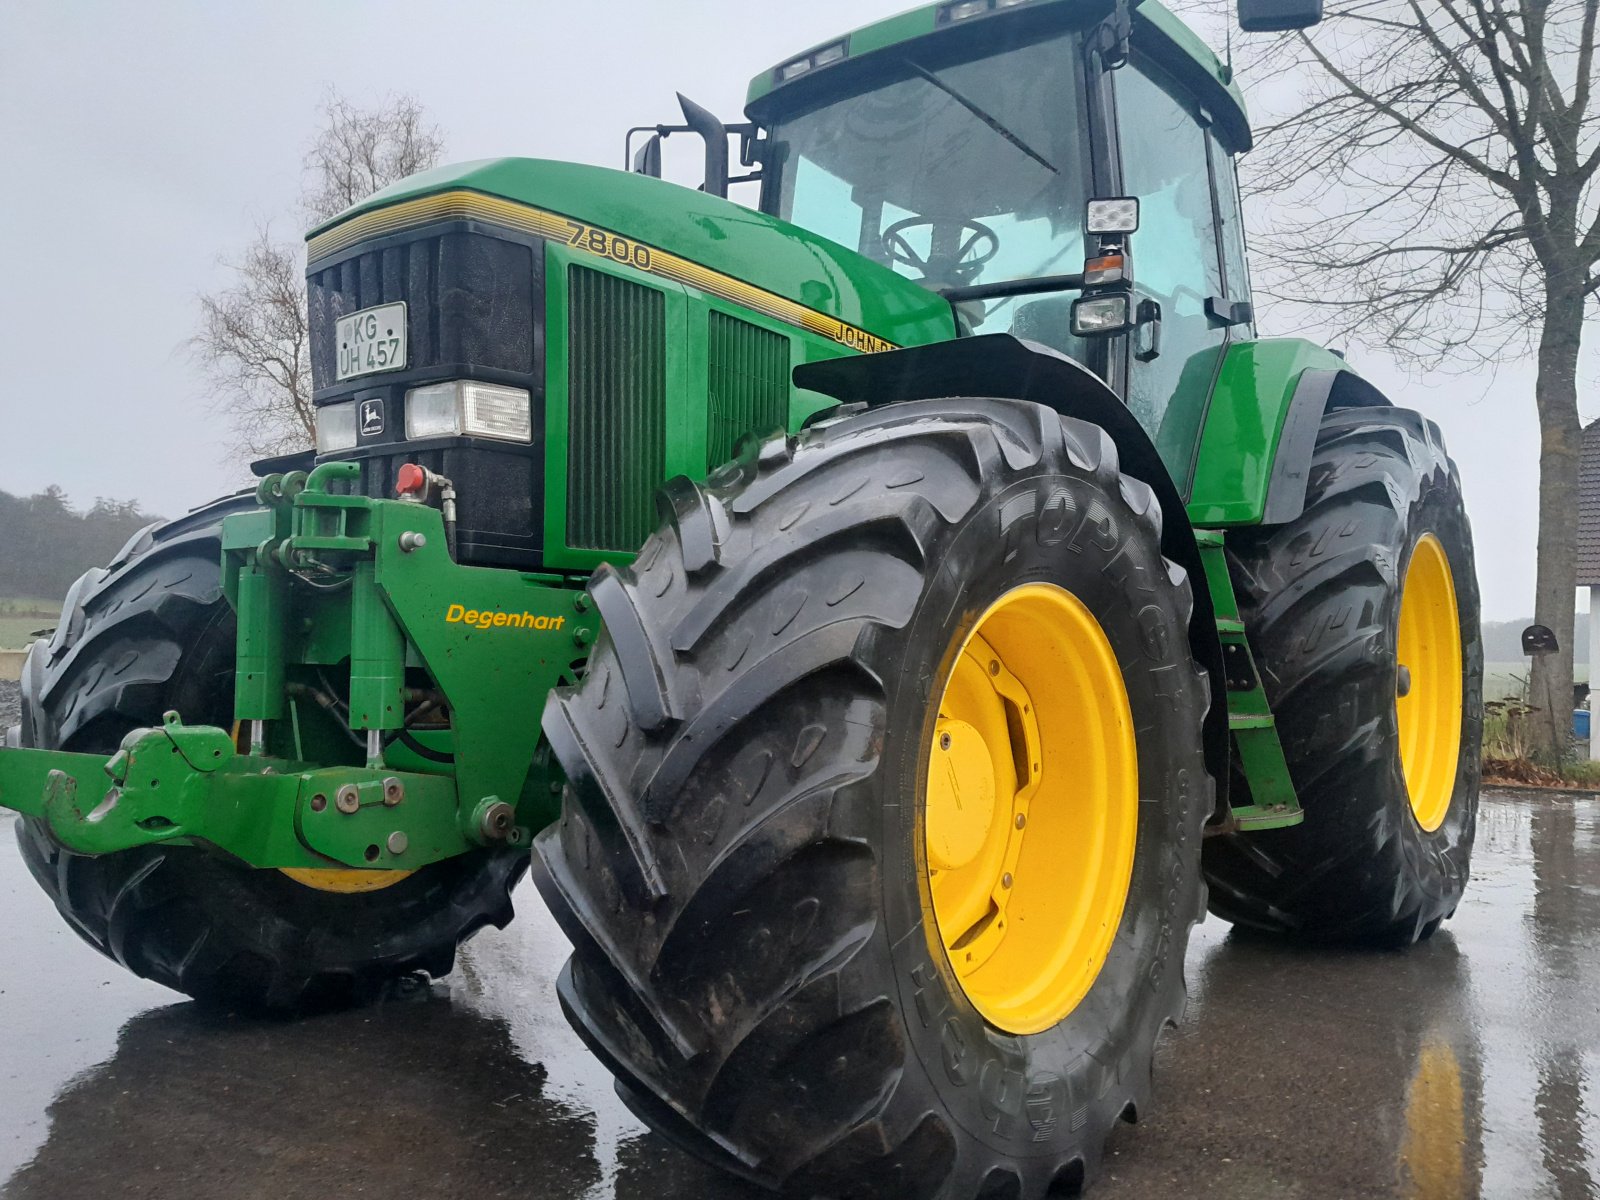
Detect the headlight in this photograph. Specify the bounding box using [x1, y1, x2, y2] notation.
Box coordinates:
[1070, 294, 1133, 337]
[315, 401, 358, 454]
[405, 381, 532, 443]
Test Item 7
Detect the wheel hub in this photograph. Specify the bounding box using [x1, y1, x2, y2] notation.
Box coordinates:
[1396, 533, 1463, 833]
[923, 583, 1138, 1036]
[927, 720, 998, 871]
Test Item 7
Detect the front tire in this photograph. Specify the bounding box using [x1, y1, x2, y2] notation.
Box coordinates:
[536, 400, 1212, 1197]
[1202, 405, 1483, 944]
[12, 494, 526, 1012]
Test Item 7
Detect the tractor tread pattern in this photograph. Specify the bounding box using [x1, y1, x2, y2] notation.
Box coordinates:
[10, 493, 526, 1013]
[534, 400, 1211, 1199]
[1202, 405, 1483, 944]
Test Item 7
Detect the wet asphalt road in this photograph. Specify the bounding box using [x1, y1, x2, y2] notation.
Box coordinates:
[0, 790, 1595, 1200]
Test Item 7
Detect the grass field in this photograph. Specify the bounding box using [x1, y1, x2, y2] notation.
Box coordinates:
[0, 600, 58, 651]
[1485, 660, 1590, 702]
[0, 618, 51, 650]
[0, 599, 59, 681]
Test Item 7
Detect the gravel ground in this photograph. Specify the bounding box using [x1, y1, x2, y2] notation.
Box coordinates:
[0, 679, 21, 733]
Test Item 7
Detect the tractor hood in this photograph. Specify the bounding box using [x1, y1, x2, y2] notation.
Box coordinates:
[306, 157, 954, 351]
[299, 159, 956, 576]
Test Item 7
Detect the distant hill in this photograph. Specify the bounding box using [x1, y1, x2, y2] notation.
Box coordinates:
[0, 487, 161, 602]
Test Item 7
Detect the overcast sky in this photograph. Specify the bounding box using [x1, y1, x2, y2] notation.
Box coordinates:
[0, 0, 1588, 622]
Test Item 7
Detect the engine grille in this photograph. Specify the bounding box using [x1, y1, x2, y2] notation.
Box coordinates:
[707, 313, 791, 469]
[566, 266, 667, 552]
[307, 231, 536, 394]
[304, 224, 545, 569]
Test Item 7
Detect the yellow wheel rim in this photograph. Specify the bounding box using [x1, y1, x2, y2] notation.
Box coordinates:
[1396, 534, 1463, 834]
[923, 583, 1139, 1036]
[278, 867, 415, 894]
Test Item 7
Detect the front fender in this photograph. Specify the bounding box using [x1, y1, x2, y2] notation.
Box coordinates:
[1187, 338, 1385, 527]
[794, 334, 1233, 822]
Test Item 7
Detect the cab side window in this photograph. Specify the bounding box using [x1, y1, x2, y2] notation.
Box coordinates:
[1114, 59, 1229, 488]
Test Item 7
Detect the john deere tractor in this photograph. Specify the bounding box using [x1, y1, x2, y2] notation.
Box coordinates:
[0, 0, 1482, 1193]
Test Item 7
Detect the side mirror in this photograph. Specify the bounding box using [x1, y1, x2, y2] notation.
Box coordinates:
[632, 133, 663, 178]
[677, 93, 730, 199]
[1237, 0, 1323, 31]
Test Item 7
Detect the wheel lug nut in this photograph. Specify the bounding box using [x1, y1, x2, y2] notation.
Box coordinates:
[939, 732, 952, 751]
[1002, 873, 1014, 889]
[1397, 664, 1413, 698]
[1015, 813, 1026, 830]
[989, 660, 1000, 677]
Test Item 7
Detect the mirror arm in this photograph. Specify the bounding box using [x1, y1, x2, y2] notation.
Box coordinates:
[625, 124, 691, 177]
[939, 274, 1086, 304]
[627, 106, 765, 191]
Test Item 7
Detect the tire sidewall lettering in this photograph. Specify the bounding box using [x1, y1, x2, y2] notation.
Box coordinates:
[877, 470, 1204, 1155]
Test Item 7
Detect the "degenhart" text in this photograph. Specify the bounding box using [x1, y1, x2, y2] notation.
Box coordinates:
[446, 604, 567, 632]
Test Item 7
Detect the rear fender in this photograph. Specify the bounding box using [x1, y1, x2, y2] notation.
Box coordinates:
[795, 334, 1232, 822]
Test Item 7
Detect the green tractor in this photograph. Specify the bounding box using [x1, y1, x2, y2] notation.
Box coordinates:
[1, 0, 1482, 1193]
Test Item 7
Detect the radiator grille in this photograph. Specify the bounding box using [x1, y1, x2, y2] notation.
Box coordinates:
[307, 231, 535, 391]
[707, 313, 791, 469]
[566, 266, 667, 552]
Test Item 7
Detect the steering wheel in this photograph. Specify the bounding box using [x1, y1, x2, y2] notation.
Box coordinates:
[882, 217, 1001, 286]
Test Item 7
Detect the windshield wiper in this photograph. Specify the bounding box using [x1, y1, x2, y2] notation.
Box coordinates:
[904, 60, 1060, 175]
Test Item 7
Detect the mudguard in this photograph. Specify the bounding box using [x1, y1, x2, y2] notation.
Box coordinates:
[1187, 338, 1388, 528]
[795, 333, 1234, 821]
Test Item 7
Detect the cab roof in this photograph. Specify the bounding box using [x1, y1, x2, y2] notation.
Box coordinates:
[747, 0, 1251, 151]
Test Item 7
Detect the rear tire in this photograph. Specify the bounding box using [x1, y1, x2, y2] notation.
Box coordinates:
[11, 494, 526, 1013]
[1202, 405, 1483, 944]
[536, 400, 1212, 1197]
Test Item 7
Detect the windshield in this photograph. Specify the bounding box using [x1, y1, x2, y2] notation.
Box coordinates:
[767, 27, 1091, 349]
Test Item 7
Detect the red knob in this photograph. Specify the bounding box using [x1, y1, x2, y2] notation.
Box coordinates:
[396, 463, 428, 497]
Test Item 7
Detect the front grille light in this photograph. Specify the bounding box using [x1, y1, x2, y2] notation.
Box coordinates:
[405, 380, 532, 443]
[315, 401, 358, 454]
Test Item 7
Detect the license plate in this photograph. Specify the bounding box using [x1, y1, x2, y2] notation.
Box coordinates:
[336, 303, 407, 382]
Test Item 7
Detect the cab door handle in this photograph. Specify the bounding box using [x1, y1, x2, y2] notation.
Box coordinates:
[1134, 298, 1163, 362]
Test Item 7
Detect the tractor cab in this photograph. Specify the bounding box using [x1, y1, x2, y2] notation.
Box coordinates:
[738, 0, 1261, 488]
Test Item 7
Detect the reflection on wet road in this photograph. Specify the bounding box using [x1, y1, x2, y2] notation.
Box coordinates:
[1, 791, 1596, 1199]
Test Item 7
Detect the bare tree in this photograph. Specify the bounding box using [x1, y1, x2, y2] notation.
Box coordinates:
[195, 229, 315, 456]
[1206, 1, 1600, 761]
[301, 92, 444, 226]
[196, 93, 444, 460]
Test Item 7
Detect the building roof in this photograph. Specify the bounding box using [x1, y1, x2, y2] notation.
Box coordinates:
[1578, 419, 1600, 586]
